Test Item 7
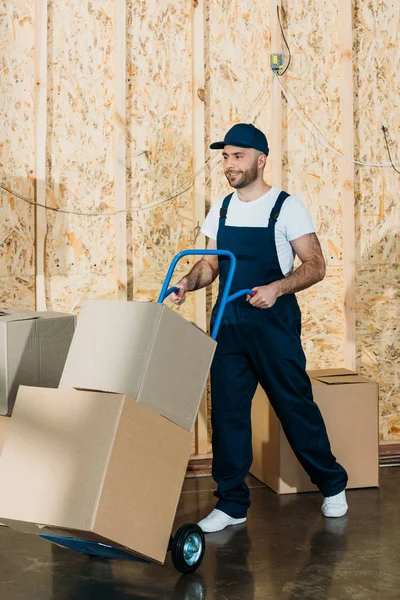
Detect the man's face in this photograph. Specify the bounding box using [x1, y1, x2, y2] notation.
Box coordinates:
[222, 145, 263, 189]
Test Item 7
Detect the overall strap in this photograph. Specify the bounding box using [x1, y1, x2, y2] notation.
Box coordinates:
[268, 190, 290, 226]
[219, 193, 234, 221]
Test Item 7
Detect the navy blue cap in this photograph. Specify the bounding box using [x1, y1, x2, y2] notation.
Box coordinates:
[210, 123, 269, 155]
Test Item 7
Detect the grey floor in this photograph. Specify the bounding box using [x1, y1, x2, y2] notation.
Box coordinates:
[0, 468, 399, 600]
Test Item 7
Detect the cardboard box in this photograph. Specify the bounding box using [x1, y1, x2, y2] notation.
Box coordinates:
[0, 386, 192, 564]
[251, 369, 379, 494]
[0, 310, 76, 415]
[0, 416, 9, 455]
[59, 300, 216, 432]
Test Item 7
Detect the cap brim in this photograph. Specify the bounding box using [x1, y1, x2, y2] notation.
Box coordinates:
[209, 141, 254, 150]
[209, 141, 225, 149]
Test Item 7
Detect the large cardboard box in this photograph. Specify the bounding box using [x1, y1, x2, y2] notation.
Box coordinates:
[0, 310, 75, 415]
[251, 369, 379, 494]
[0, 386, 192, 564]
[59, 300, 216, 432]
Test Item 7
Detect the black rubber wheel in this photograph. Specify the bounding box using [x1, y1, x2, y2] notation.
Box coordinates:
[171, 524, 205, 574]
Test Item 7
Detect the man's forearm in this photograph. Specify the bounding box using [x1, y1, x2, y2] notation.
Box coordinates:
[275, 259, 325, 297]
[180, 258, 219, 292]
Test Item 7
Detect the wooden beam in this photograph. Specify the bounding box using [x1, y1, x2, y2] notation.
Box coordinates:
[34, 0, 48, 311]
[192, 0, 208, 456]
[271, 1, 283, 189]
[186, 455, 212, 478]
[379, 442, 400, 467]
[114, 0, 128, 300]
[339, 0, 356, 370]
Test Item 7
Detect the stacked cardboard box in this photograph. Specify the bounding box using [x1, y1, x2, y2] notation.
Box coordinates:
[251, 369, 379, 494]
[0, 309, 75, 462]
[0, 310, 75, 415]
[0, 300, 216, 564]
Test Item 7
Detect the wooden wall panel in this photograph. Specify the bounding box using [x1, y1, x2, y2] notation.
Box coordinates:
[126, 0, 195, 321]
[282, 1, 345, 369]
[0, 1, 36, 310]
[44, 0, 116, 313]
[205, 0, 273, 205]
[353, 0, 400, 440]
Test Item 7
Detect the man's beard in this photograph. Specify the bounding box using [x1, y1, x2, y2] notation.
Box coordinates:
[224, 160, 259, 189]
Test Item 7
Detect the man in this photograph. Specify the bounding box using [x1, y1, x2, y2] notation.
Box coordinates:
[171, 123, 348, 533]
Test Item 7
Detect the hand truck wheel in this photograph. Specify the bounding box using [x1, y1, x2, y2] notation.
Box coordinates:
[171, 524, 205, 574]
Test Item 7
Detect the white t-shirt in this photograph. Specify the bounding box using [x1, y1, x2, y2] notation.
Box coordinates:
[201, 187, 315, 277]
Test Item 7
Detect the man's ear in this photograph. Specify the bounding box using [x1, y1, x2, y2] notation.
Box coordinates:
[259, 154, 267, 169]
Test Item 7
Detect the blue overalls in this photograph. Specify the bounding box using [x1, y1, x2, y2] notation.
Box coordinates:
[210, 191, 348, 519]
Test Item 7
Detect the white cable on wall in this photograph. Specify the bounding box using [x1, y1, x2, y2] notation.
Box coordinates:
[4, 71, 398, 217]
[274, 74, 400, 168]
[0, 80, 273, 217]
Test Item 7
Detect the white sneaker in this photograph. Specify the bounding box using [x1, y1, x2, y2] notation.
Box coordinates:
[197, 509, 246, 533]
[322, 490, 348, 518]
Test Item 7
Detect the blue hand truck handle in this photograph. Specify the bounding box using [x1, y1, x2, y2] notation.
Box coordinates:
[158, 249, 255, 340]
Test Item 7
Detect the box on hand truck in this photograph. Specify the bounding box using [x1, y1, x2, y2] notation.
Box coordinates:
[0, 250, 253, 573]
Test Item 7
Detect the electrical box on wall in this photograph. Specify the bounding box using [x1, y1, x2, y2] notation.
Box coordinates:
[270, 53, 284, 71]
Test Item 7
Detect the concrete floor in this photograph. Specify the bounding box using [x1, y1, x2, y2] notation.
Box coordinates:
[0, 468, 399, 600]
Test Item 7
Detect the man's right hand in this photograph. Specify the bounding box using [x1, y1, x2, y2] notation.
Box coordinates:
[170, 282, 188, 305]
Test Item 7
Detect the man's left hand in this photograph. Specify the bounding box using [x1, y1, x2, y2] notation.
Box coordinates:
[247, 283, 280, 309]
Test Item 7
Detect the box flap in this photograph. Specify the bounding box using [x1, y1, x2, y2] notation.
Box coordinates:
[0, 311, 38, 323]
[34, 311, 75, 320]
[314, 375, 372, 385]
[137, 304, 216, 432]
[0, 310, 73, 324]
[307, 368, 357, 378]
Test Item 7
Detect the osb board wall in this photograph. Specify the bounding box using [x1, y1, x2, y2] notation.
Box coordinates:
[0, 1, 399, 441]
[126, 0, 195, 322]
[205, 0, 273, 186]
[0, 0, 195, 321]
[43, 1, 117, 313]
[283, 1, 344, 365]
[353, 0, 400, 440]
[0, 1, 36, 309]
